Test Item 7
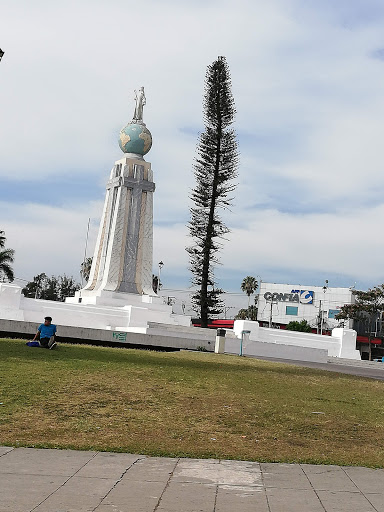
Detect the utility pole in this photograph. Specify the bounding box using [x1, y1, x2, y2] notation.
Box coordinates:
[317, 300, 322, 334]
[268, 299, 277, 328]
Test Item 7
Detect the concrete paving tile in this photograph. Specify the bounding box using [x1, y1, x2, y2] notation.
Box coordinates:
[156, 481, 216, 512]
[302, 465, 360, 492]
[3, 448, 384, 512]
[217, 484, 265, 492]
[123, 456, 178, 482]
[261, 462, 311, 491]
[95, 506, 140, 512]
[33, 476, 117, 512]
[317, 490, 378, 511]
[266, 488, 325, 512]
[93, 507, 120, 512]
[0, 446, 14, 457]
[365, 493, 384, 512]
[145, 456, 180, 465]
[0, 473, 68, 512]
[179, 458, 220, 465]
[176, 459, 220, 471]
[0, 447, 96, 476]
[262, 470, 312, 490]
[344, 466, 384, 494]
[261, 462, 306, 474]
[215, 485, 269, 512]
[219, 460, 261, 470]
[76, 452, 142, 479]
[100, 479, 166, 510]
[301, 464, 341, 474]
[173, 460, 263, 487]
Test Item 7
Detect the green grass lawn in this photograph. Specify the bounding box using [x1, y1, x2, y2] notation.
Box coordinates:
[1, 338, 384, 467]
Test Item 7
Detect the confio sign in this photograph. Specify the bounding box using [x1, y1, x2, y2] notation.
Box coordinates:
[264, 290, 314, 305]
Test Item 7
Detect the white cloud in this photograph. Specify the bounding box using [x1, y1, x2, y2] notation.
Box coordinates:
[223, 206, 384, 281]
[1, 0, 384, 292]
[0, 201, 102, 282]
[154, 203, 384, 285]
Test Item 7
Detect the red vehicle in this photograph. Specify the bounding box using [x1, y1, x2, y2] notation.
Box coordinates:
[192, 319, 235, 330]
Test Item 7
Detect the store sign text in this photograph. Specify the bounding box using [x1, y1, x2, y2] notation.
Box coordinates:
[264, 290, 314, 304]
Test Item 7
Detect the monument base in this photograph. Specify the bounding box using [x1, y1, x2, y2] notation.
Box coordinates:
[0, 283, 191, 334]
[66, 289, 167, 308]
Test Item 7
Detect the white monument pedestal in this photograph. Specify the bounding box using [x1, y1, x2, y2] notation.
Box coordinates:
[0, 283, 191, 334]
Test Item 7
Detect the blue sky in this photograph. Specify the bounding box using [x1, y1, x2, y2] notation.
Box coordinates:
[2, 0, 384, 311]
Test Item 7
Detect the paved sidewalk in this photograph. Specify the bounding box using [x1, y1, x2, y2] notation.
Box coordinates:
[1, 447, 384, 512]
[255, 356, 384, 381]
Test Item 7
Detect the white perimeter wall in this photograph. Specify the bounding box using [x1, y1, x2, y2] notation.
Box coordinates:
[233, 320, 361, 360]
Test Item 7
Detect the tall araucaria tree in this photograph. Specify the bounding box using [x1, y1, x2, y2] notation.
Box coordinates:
[187, 56, 239, 328]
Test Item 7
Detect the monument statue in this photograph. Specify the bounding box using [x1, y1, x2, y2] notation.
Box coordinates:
[133, 87, 146, 122]
[74, 87, 155, 298]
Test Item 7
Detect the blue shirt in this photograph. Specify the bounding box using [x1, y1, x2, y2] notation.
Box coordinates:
[38, 323, 57, 339]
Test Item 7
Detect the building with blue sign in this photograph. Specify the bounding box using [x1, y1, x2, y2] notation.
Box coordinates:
[257, 282, 354, 332]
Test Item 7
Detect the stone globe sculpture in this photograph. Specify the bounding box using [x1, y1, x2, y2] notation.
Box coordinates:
[119, 122, 152, 156]
[118, 86, 152, 156]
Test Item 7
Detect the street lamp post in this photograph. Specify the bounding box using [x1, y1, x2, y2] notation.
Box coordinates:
[158, 261, 164, 291]
[255, 275, 262, 318]
[266, 297, 277, 328]
[320, 279, 328, 335]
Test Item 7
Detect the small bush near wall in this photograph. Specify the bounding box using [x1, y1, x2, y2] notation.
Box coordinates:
[286, 320, 312, 332]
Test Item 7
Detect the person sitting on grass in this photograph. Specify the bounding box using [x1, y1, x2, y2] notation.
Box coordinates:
[32, 316, 57, 349]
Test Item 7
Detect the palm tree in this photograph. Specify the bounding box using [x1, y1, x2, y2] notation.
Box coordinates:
[0, 231, 14, 282]
[80, 257, 93, 283]
[241, 276, 259, 308]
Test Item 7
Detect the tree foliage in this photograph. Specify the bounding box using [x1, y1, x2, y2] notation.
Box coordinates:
[80, 257, 93, 282]
[235, 305, 258, 321]
[336, 285, 384, 360]
[286, 319, 312, 332]
[241, 276, 259, 307]
[187, 56, 239, 327]
[152, 274, 159, 294]
[336, 286, 384, 322]
[236, 290, 259, 321]
[22, 273, 80, 301]
[241, 276, 258, 297]
[0, 230, 14, 282]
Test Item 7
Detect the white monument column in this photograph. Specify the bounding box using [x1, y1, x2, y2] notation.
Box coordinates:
[84, 155, 155, 295]
[70, 87, 157, 304]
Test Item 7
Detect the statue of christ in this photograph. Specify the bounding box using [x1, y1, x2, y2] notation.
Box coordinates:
[133, 87, 146, 122]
